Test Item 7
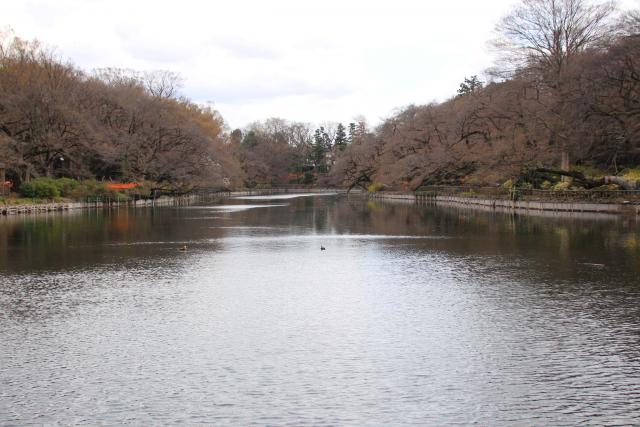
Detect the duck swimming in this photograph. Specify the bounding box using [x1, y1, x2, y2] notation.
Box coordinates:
[179, 245, 188, 251]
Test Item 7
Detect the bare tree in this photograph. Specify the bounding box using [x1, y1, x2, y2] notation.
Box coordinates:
[490, 0, 616, 77]
[142, 70, 183, 99]
[92, 68, 142, 89]
[0, 32, 234, 189]
[287, 122, 313, 148]
[619, 7, 640, 35]
[489, 0, 616, 172]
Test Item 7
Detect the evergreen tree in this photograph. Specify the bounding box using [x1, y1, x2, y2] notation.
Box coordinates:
[242, 130, 258, 147]
[457, 75, 483, 96]
[312, 128, 327, 169]
[335, 123, 347, 151]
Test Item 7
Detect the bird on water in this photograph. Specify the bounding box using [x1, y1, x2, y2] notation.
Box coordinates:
[320, 246, 326, 251]
[179, 245, 188, 251]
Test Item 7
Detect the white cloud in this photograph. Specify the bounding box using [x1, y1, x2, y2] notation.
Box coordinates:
[4, 0, 637, 129]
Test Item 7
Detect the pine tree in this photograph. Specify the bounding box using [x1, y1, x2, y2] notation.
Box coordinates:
[335, 123, 347, 151]
[312, 128, 327, 170]
[457, 75, 483, 96]
[242, 130, 258, 147]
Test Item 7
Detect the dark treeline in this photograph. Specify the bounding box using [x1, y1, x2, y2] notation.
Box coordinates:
[0, 30, 243, 191]
[331, 0, 640, 190]
[2, 0, 640, 193]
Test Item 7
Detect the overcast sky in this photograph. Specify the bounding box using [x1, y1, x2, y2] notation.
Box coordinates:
[3, 0, 638, 129]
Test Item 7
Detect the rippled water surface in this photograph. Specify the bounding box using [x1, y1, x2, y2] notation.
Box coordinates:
[1, 194, 640, 425]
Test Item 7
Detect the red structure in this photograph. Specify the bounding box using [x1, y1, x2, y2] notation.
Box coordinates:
[105, 183, 140, 190]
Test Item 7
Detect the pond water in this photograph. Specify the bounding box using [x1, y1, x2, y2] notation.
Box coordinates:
[1, 194, 640, 425]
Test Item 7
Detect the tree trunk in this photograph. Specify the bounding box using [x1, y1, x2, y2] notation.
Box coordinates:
[0, 166, 5, 196]
[560, 150, 570, 182]
[604, 176, 638, 190]
[24, 164, 32, 183]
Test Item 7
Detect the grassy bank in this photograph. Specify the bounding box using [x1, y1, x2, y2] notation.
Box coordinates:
[0, 196, 68, 205]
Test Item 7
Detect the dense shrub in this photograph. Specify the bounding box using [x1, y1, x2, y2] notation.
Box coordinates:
[68, 180, 115, 201]
[19, 178, 61, 198]
[16, 177, 138, 201]
[18, 177, 84, 198]
[55, 178, 80, 196]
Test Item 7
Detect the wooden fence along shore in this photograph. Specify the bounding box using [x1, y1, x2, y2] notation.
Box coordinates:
[369, 186, 640, 216]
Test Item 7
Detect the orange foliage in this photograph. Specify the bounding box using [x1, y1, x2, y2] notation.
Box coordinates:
[105, 182, 139, 190]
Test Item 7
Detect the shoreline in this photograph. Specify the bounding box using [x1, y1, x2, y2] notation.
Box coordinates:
[0, 188, 351, 216]
[6, 187, 638, 218]
[368, 191, 640, 216]
[0, 195, 198, 216]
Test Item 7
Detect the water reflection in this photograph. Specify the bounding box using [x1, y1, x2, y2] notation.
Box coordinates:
[1, 195, 640, 425]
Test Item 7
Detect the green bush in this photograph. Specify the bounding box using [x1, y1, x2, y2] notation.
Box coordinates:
[18, 177, 83, 199]
[55, 177, 80, 197]
[70, 180, 115, 201]
[17, 178, 146, 201]
[19, 178, 61, 199]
